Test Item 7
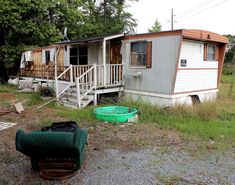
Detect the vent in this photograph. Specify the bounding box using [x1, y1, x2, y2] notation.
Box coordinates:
[191, 95, 201, 105]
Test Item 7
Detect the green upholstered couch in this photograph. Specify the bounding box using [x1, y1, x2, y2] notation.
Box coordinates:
[15, 128, 88, 172]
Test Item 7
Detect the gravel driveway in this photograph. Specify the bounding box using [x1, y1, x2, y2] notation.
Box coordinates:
[64, 147, 235, 185]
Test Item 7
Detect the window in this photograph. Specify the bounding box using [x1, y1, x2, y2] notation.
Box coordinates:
[131, 41, 146, 67]
[130, 41, 152, 68]
[78, 47, 88, 65]
[204, 44, 218, 61]
[69, 47, 88, 65]
[207, 45, 216, 61]
[45, 50, 50, 63]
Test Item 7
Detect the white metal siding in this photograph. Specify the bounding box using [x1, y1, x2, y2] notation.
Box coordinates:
[174, 70, 218, 93]
[174, 40, 219, 93]
[178, 40, 218, 69]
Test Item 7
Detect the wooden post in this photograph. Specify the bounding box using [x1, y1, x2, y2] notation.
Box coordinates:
[93, 64, 97, 89]
[103, 39, 106, 86]
[76, 77, 81, 108]
[54, 46, 59, 101]
[70, 64, 73, 84]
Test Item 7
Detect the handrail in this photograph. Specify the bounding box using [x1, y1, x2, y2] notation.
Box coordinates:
[76, 65, 96, 108]
[77, 66, 95, 80]
[57, 65, 71, 79]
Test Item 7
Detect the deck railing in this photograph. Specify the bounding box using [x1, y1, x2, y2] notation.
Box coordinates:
[96, 64, 123, 87]
[76, 66, 96, 108]
[20, 65, 69, 80]
[20, 64, 123, 87]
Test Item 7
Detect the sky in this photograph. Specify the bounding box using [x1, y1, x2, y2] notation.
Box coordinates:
[126, 0, 234, 35]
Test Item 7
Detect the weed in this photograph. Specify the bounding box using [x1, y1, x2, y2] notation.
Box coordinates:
[56, 105, 98, 127]
[194, 101, 217, 121]
[39, 119, 53, 128]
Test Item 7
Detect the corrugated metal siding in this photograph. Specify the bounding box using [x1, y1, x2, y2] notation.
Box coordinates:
[122, 35, 181, 94]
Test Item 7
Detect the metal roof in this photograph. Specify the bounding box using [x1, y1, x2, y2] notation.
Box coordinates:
[56, 33, 124, 45]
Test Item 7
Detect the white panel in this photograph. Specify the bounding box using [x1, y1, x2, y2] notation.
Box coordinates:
[174, 70, 218, 93]
[20, 52, 25, 68]
[64, 46, 70, 66]
[88, 43, 99, 65]
[25, 51, 33, 61]
[179, 41, 218, 69]
[50, 48, 55, 62]
[42, 50, 46, 64]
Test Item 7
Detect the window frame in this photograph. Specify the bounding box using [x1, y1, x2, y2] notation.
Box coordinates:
[207, 44, 217, 61]
[45, 50, 50, 64]
[204, 43, 218, 61]
[130, 40, 148, 69]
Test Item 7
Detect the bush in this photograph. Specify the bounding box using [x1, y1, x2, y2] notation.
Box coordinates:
[223, 64, 235, 75]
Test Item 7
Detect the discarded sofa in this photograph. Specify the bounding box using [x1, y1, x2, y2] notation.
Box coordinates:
[15, 122, 88, 179]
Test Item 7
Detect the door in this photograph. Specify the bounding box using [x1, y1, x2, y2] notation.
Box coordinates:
[111, 44, 122, 64]
[110, 44, 122, 84]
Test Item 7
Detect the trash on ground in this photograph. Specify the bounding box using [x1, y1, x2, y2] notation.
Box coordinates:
[0, 122, 17, 131]
[14, 102, 24, 114]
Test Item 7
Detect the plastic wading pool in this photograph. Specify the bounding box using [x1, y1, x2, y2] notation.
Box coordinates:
[93, 106, 138, 123]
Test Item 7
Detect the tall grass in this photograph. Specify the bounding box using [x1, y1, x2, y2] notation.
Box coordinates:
[118, 96, 235, 141]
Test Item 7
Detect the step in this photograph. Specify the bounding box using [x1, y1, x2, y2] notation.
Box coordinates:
[62, 101, 78, 109]
[60, 94, 94, 109]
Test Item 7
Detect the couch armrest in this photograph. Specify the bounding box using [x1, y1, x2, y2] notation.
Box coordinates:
[74, 128, 88, 170]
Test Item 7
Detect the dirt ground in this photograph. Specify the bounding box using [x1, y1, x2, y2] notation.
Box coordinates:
[0, 102, 234, 184]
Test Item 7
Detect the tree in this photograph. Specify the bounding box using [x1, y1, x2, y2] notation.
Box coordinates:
[148, 19, 162, 33]
[0, 0, 84, 81]
[223, 34, 235, 75]
[224, 34, 235, 64]
[80, 0, 137, 37]
[0, 0, 137, 81]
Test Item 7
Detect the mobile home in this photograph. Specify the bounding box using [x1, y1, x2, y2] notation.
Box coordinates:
[18, 29, 228, 108]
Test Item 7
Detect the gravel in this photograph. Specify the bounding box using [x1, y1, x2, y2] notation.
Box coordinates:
[1, 147, 235, 185]
[65, 147, 235, 185]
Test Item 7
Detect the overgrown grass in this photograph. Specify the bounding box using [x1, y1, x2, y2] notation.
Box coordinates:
[0, 83, 44, 107]
[0, 75, 234, 144]
[118, 75, 235, 142]
[55, 105, 97, 127]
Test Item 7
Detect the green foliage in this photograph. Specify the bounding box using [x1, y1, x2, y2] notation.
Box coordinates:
[117, 76, 235, 141]
[223, 63, 235, 75]
[79, 0, 137, 37]
[224, 34, 235, 65]
[0, 0, 136, 81]
[148, 19, 162, 33]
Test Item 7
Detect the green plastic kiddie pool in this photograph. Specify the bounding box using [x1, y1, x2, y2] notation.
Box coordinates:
[93, 106, 138, 123]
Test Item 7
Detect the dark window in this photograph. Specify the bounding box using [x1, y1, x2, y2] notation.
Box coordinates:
[78, 47, 88, 65]
[45, 50, 50, 63]
[70, 47, 88, 65]
[70, 48, 78, 65]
